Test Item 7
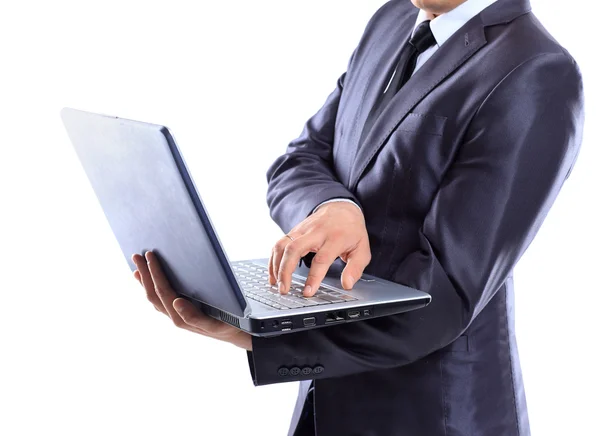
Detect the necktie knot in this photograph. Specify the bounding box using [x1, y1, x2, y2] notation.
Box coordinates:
[410, 20, 437, 54]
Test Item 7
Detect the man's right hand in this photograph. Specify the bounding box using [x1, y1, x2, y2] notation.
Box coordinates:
[268, 202, 372, 297]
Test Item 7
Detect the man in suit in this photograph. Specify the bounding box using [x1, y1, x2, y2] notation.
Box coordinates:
[132, 0, 584, 434]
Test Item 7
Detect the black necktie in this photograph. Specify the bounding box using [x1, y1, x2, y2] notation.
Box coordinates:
[387, 20, 437, 96]
[359, 20, 437, 145]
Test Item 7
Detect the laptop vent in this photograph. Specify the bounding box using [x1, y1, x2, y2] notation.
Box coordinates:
[219, 310, 240, 328]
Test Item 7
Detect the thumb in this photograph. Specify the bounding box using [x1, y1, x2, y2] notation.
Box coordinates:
[341, 245, 371, 290]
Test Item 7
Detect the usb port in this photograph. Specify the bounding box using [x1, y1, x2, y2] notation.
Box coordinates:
[303, 317, 317, 327]
[325, 312, 345, 323]
[281, 319, 293, 327]
[347, 310, 360, 319]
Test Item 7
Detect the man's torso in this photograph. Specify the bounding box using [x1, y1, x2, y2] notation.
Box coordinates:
[294, 0, 570, 434]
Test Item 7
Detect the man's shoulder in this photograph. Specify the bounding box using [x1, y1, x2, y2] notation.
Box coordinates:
[366, 0, 419, 29]
[372, 0, 416, 16]
[489, 12, 578, 70]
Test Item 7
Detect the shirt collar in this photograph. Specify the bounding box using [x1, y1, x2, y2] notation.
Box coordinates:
[413, 0, 499, 47]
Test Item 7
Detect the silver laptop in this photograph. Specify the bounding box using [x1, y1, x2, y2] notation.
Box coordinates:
[61, 108, 431, 337]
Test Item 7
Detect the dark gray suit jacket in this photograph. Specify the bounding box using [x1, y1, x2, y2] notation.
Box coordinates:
[247, 0, 585, 434]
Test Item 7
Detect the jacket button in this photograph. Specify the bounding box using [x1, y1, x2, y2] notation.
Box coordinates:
[278, 367, 290, 377]
[301, 367, 313, 376]
[290, 367, 301, 376]
[313, 365, 324, 375]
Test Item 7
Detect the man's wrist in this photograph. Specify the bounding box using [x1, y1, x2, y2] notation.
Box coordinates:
[312, 198, 362, 214]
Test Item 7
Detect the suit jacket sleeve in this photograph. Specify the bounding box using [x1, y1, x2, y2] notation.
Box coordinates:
[264, 0, 398, 232]
[249, 52, 584, 386]
[265, 57, 360, 234]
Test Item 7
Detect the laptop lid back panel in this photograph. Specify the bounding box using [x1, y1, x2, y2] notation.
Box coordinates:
[61, 108, 247, 317]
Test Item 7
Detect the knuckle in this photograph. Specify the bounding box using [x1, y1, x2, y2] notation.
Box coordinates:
[275, 239, 288, 252]
[283, 241, 298, 255]
[306, 273, 324, 283]
[328, 229, 344, 240]
[146, 293, 159, 306]
[281, 255, 296, 270]
[361, 250, 372, 264]
[172, 318, 186, 329]
[312, 253, 333, 265]
[276, 271, 287, 283]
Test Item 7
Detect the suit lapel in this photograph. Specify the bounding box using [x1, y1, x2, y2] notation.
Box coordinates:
[342, 11, 417, 181]
[348, 15, 488, 192]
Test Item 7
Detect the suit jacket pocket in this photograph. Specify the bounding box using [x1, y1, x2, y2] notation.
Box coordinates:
[397, 112, 447, 137]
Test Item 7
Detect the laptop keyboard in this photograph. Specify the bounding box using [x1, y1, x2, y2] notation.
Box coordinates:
[232, 261, 358, 310]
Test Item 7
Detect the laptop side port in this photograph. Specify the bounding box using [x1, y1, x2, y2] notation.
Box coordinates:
[303, 317, 317, 327]
[325, 311, 345, 323]
[281, 319, 293, 328]
[347, 310, 360, 319]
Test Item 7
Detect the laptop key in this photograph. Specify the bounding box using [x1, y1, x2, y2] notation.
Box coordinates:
[316, 294, 345, 303]
[280, 299, 303, 308]
[339, 294, 357, 301]
[269, 302, 287, 309]
[302, 296, 331, 304]
[297, 298, 319, 306]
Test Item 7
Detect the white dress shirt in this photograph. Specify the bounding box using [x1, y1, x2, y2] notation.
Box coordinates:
[314, 0, 498, 214]
[411, 0, 498, 74]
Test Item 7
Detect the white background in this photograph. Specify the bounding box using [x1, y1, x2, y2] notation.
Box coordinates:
[0, 0, 597, 435]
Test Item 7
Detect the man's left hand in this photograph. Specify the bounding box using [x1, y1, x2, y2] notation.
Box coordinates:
[132, 251, 252, 351]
